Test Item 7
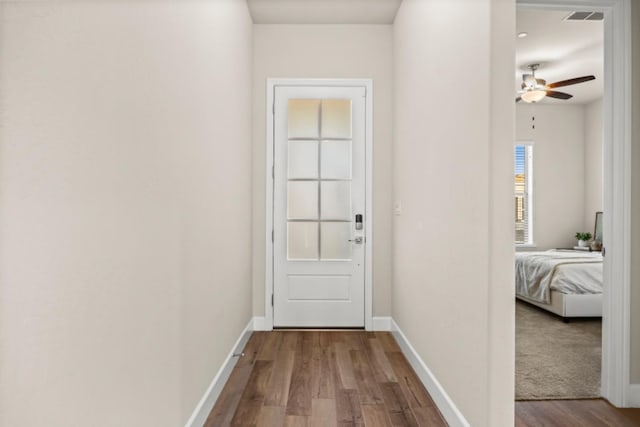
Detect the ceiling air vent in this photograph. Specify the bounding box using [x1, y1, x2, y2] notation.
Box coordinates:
[564, 11, 604, 21]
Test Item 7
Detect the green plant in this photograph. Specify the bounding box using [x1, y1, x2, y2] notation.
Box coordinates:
[575, 232, 592, 241]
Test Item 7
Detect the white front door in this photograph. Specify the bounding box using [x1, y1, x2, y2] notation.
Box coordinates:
[273, 85, 366, 328]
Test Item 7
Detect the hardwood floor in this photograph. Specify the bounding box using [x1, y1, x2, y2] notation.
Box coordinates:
[205, 331, 447, 427]
[516, 400, 640, 427]
[205, 329, 640, 427]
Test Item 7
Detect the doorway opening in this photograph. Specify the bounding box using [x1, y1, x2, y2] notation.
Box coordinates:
[514, 6, 604, 401]
[514, 0, 632, 409]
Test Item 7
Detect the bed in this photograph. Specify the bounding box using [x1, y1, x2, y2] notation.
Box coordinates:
[515, 250, 603, 319]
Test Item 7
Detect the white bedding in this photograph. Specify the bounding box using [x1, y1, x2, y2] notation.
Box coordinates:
[515, 250, 603, 304]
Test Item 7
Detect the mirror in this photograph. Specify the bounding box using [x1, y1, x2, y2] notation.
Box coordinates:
[594, 211, 603, 243]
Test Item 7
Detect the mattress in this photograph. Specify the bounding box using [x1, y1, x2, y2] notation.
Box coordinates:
[515, 250, 603, 304]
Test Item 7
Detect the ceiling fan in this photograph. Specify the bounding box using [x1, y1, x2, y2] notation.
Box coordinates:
[516, 63, 595, 103]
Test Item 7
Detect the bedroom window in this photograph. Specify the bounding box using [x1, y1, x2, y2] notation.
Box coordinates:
[515, 142, 533, 245]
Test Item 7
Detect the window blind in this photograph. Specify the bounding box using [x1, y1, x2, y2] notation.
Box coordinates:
[515, 144, 532, 245]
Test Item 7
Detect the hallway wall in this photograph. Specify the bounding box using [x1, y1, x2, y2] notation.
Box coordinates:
[392, 0, 515, 425]
[251, 24, 394, 317]
[0, 1, 253, 426]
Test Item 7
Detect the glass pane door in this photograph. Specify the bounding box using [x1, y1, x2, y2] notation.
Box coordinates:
[286, 99, 353, 261]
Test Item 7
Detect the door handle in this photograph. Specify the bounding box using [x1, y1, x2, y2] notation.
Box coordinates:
[348, 236, 364, 244]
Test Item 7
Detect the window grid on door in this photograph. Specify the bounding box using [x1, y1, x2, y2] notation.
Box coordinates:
[287, 99, 353, 261]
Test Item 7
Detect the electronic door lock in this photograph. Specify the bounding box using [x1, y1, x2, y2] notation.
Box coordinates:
[355, 214, 363, 230]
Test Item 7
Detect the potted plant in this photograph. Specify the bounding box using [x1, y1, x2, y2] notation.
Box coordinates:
[575, 232, 592, 248]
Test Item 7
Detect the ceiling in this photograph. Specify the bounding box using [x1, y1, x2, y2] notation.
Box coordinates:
[516, 8, 603, 105]
[246, 2, 603, 105]
[247, 0, 402, 24]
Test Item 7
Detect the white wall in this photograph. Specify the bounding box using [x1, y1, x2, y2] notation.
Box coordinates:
[178, 2, 253, 422]
[392, 0, 514, 425]
[487, 0, 517, 421]
[252, 24, 393, 317]
[0, 1, 253, 426]
[583, 98, 603, 232]
[516, 104, 586, 250]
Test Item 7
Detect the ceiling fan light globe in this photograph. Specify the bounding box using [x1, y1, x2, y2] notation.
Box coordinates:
[521, 89, 546, 103]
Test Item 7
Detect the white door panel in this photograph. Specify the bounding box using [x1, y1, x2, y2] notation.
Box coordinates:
[273, 85, 366, 327]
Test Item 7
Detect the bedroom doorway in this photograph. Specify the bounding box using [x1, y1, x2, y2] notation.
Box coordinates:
[515, 0, 632, 408]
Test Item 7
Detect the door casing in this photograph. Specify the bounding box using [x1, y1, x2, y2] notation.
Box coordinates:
[264, 78, 374, 331]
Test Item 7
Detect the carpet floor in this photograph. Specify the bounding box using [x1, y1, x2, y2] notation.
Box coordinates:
[516, 300, 601, 401]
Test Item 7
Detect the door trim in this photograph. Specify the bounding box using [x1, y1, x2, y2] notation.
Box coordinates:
[518, 0, 633, 406]
[265, 78, 374, 331]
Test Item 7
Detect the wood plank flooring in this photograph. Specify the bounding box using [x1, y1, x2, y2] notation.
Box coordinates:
[206, 330, 640, 427]
[205, 331, 447, 427]
[516, 399, 640, 427]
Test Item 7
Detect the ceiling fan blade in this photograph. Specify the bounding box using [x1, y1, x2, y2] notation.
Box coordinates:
[547, 75, 595, 89]
[546, 90, 573, 100]
[515, 96, 522, 103]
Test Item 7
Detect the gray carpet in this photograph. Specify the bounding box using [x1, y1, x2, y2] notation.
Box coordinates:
[516, 300, 601, 400]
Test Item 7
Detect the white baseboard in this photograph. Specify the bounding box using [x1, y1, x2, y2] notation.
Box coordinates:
[372, 316, 392, 331]
[390, 319, 470, 427]
[628, 384, 640, 407]
[253, 316, 269, 331]
[184, 318, 254, 427]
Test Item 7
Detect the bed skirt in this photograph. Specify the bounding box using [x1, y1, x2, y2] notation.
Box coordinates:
[516, 291, 602, 318]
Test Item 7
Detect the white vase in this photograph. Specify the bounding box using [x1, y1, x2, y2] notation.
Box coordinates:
[578, 240, 588, 247]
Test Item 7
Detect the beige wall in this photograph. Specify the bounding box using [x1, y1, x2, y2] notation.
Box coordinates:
[583, 98, 603, 232]
[516, 104, 586, 250]
[631, 0, 640, 384]
[393, 0, 514, 425]
[251, 24, 393, 317]
[179, 1, 253, 422]
[0, 1, 253, 426]
[487, 0, 516, 422]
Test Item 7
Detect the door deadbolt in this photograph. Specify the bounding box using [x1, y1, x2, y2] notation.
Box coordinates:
[355, 214, 363, 230]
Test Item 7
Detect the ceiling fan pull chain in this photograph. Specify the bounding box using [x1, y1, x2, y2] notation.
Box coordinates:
[530, 103, 536, 131]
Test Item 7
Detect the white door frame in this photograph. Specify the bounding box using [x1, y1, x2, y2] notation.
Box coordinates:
[518, 0, 633, 406]
[265, 78, 374, 331]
